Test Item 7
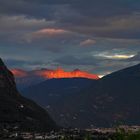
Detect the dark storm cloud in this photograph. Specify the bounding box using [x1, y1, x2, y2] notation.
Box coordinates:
[4, 59, 49, 69]
[5, 59, 43, 66]
[0, 0, 53, 19]
[1, 0, 140, 21]
[25, 0, 140, 16]
[55, 55, 98, 66]
[0, 0, 140, 39]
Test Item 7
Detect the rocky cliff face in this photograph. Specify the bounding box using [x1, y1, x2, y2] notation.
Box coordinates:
[0, 58, 57, 131]
[0, 58, 19, 96]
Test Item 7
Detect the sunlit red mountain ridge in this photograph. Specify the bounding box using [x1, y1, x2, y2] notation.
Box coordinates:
[11, 68, 99, 80]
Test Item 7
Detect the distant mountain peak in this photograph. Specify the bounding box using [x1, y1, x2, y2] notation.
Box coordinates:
[0, 58, 5, 66]
[73, 68, 81, 72]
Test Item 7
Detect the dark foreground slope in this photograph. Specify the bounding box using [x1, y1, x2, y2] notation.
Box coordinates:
[22, 78, 94, 106]
[0, 58, 57, 131]
[22, 78, 95, 127]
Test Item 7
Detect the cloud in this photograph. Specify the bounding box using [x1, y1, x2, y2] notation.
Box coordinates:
[4, 59, 48, 70]
[24, 28, 72, 42]
[0, 0, 140, 40]
[0, 15, 53, 31]
[0, 15, 55, 43]
[0, 0, 140, 76]
[95, 53, 136, 60]
[1, 0, 140, 39]
[126, 52, 140, 61]
[34, 28, 70, 36]
[65, 14, 140, 39]
[0, 0, 53, 18]
[80, 39, 96, 47]
[105, 54, 135, 59]
[55, 55, 98, 66]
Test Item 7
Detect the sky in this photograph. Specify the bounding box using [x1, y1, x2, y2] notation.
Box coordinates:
[0, 0, 140, 76]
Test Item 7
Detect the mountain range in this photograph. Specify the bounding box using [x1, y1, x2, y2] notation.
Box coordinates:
[21, 63, 140, 128]
[0, 58, 57, 131]
[11, 68, 99, 90]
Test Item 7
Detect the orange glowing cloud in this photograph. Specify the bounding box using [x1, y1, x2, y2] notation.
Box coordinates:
[25, 28, 71, 42]
[35, 68, 99, 80]
[35, 28, 70, 36]
[11, 69, 28, 78]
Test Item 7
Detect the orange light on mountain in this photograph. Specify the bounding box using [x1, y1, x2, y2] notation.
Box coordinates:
[11, 69, 28, 77]
[36, 68, 99, 80]
[11, 68, 99, 80]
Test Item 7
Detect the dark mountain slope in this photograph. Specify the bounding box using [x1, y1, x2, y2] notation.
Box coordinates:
[21, 78, 96, 127]
[15, 76, 45, 90]
[0, 58, 57, 131]
[22, 78, 95, 106]
[68, 63, 140, 127]
[45, 64, 140, 128]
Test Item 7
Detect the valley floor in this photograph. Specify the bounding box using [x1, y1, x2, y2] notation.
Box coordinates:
[1, 125, 140, 140]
